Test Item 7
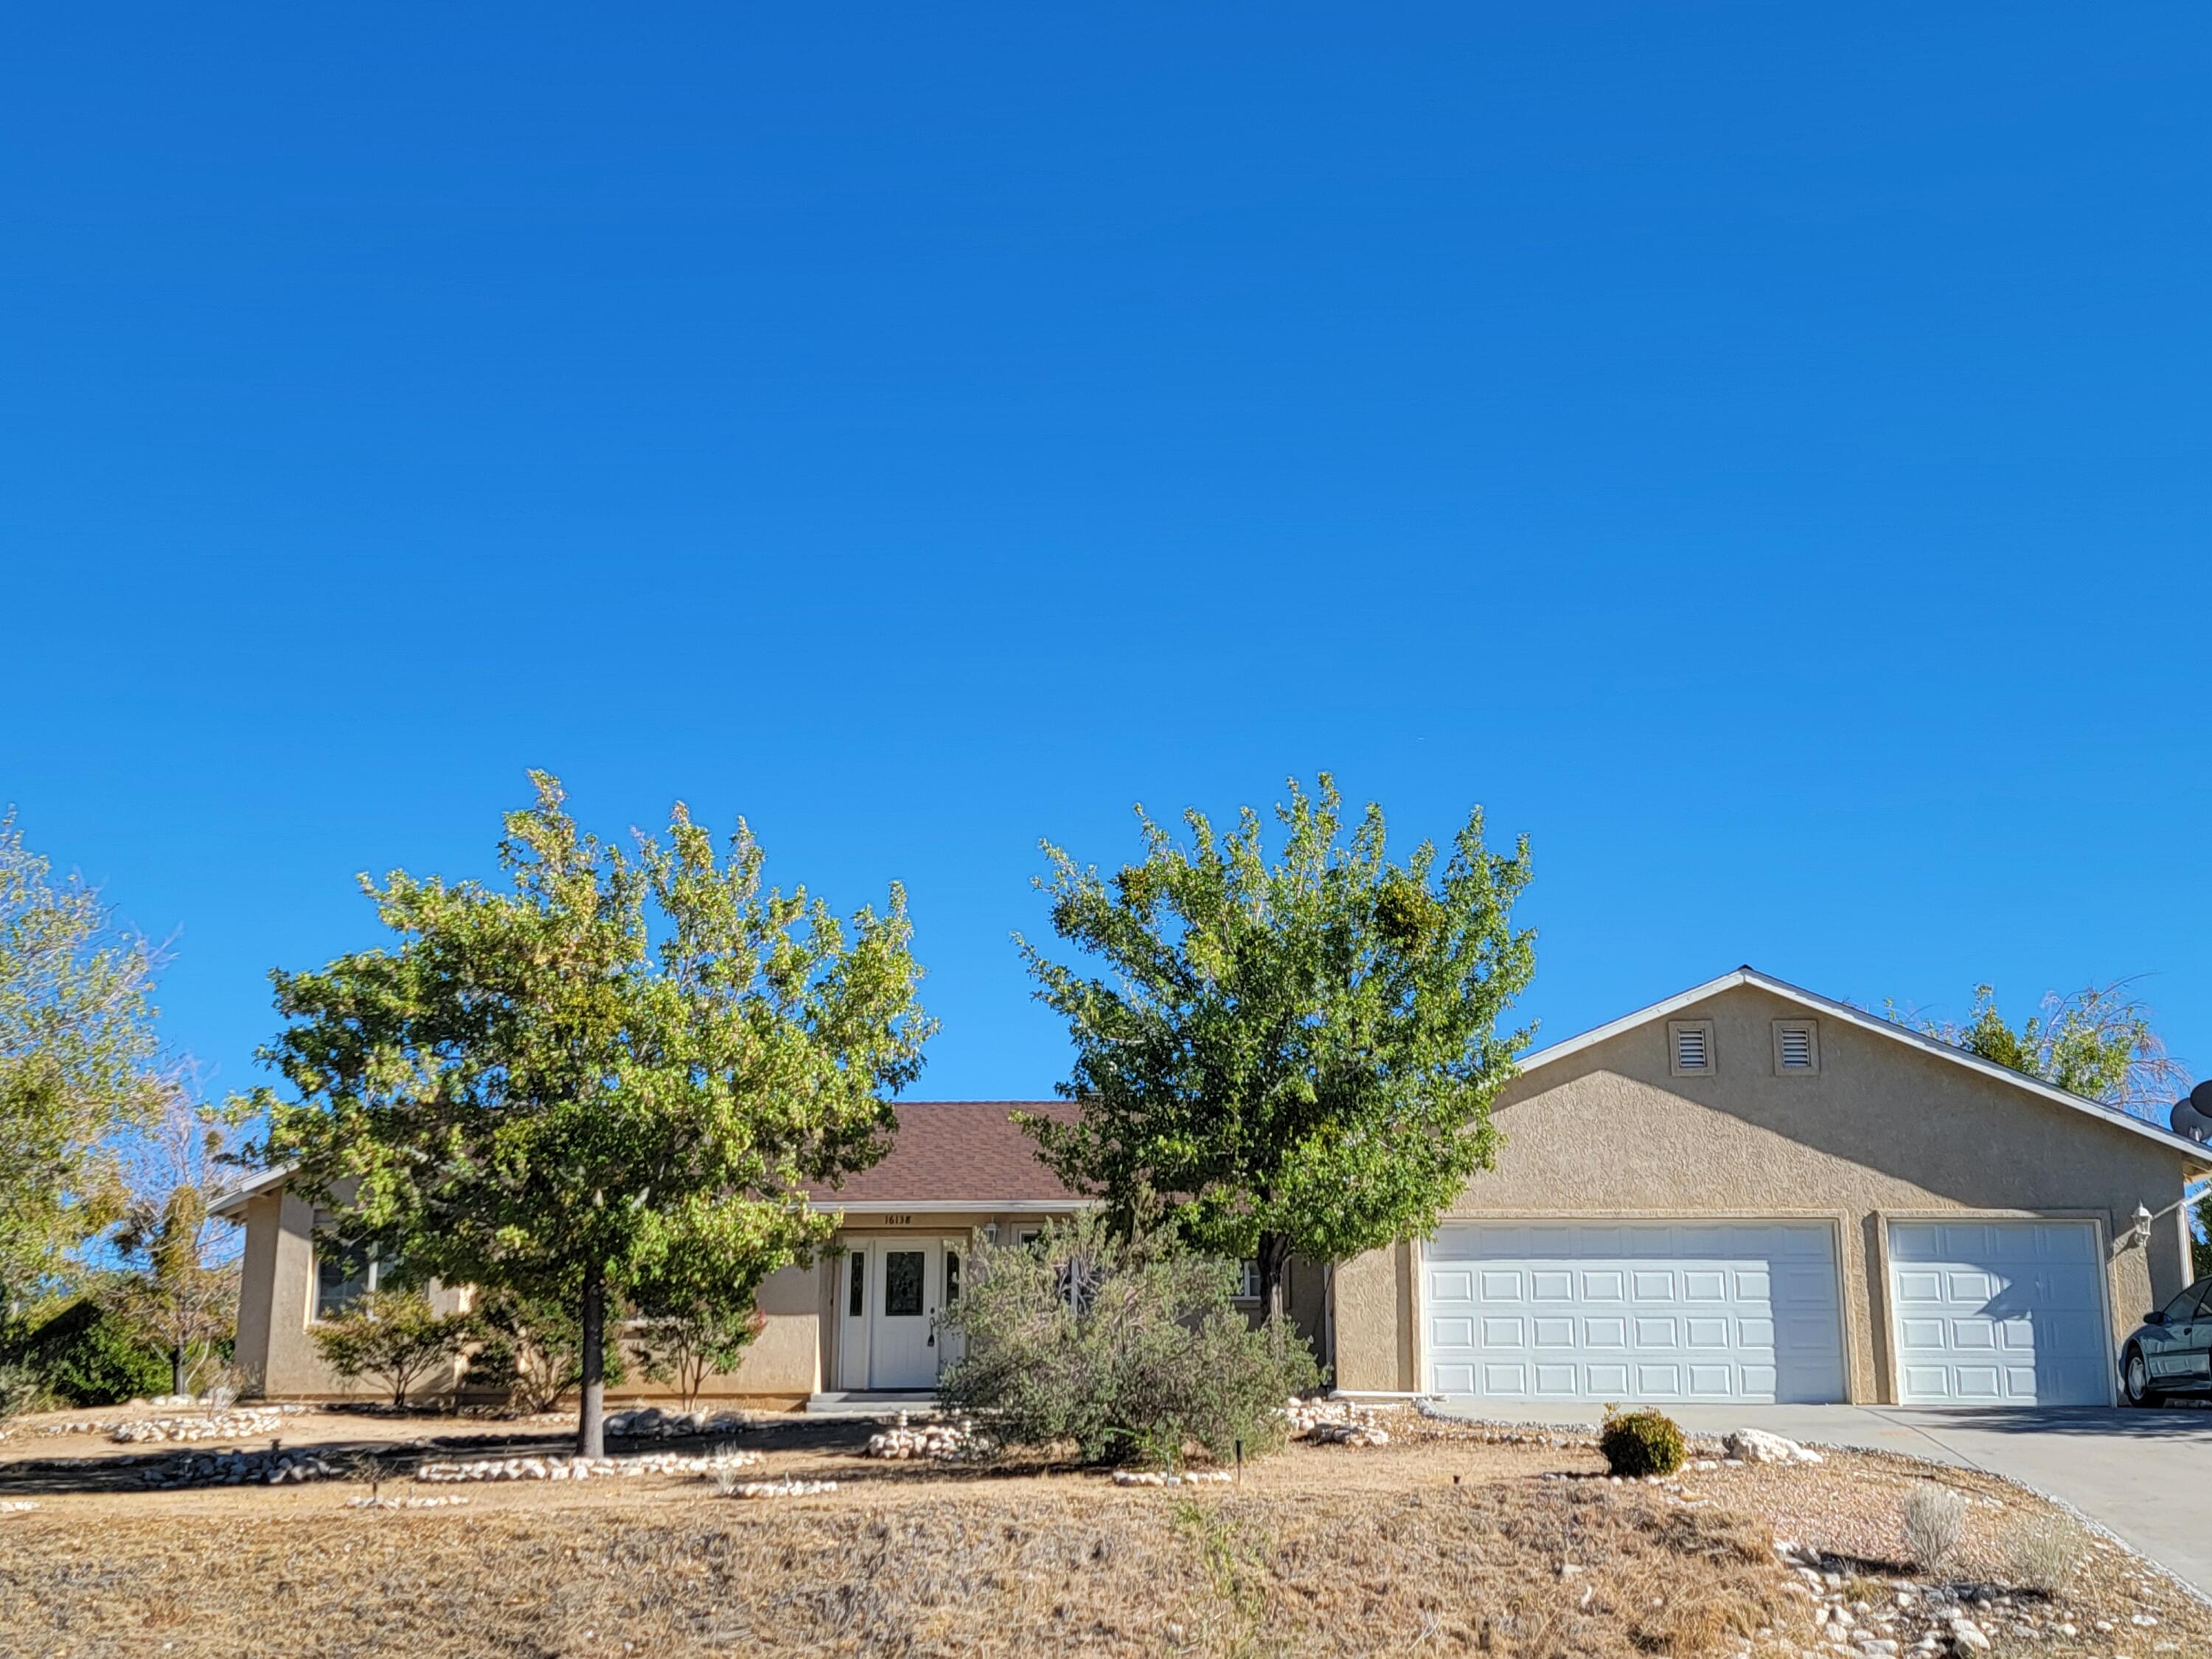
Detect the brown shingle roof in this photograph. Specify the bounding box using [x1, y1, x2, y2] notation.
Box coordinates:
[818, 1100, 1082, 1206]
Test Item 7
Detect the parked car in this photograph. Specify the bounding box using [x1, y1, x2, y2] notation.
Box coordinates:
[2121, 1277, 2212, 1405]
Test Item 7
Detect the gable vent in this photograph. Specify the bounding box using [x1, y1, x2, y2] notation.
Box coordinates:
[1675, 1026, 1708, 1069]
[1779, 1027, 1813, 1068]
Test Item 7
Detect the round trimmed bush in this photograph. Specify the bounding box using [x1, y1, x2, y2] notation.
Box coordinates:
[1598, 1407, 1686, 1478]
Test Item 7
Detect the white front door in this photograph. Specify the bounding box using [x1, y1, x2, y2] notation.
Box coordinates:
[1424, 1220, 1847, 1404]
[1888, 1220, 2110, 1405]
[868, 1241, 940, 1388]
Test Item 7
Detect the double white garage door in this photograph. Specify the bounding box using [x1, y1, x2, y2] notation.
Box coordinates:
[1424, 1218, 2110, 1407]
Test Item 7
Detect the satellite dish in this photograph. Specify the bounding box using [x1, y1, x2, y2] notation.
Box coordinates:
[2194, 1079, 2212, 1115]
[2172, 1100, 2212, 1143]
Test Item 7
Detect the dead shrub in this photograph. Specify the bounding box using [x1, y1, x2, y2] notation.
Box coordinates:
[2006, 1512, 2083, 1593]
[1899, 1483, 1969, 1573]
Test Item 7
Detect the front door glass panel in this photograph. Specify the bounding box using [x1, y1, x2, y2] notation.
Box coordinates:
[885, 1250, 925, 1317]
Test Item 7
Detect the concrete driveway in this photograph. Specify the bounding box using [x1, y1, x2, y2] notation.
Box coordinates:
[1430, 1400, 2212, 1594]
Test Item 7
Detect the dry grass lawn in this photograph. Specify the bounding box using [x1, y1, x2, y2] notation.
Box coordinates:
[2, 1407, 2205, 1656]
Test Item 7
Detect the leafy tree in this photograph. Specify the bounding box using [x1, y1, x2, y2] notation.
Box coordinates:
[310, 1290, 476, 1407]
[467, 1285, 627, 1413]
[7, 1293, 170, 1405]
[105, 1086, 246, 1396]
[1887, 981, 2191, 1121]
[0, 1362, 40, 1427]
[0, 813, 167, 1299]
[630, 1264, 767, 1411]
[1018, 774, 1534, 1332]
[938, 1209, 1318, 1467]
[254, 773, 933, 1455]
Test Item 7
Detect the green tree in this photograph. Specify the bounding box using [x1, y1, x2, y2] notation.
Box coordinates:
[1017, 773, 1534, 1334]
[1887, 981, 2191, 1120]
[254, 773, 933, 1455]
[468, 1284, 627, 1414]
[0, 813, 168, 1299]
[630, 1273, 766, 1411]
[310, 1290, 476, 1407]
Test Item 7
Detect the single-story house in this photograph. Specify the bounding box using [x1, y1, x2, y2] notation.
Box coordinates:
[218, 967, 2208, 1411]
[218, 1100, 1329, 1408]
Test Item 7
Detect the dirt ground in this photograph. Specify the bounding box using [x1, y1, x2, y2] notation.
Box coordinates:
[1, 1404, 2203, 1657]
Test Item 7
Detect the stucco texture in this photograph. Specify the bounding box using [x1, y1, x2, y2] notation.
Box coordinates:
[1331, 983, 2202, 1404]
[232, 1189, 828, 1405]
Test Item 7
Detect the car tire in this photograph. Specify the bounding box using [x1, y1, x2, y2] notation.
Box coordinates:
[2123, 1346, 2157, 1408]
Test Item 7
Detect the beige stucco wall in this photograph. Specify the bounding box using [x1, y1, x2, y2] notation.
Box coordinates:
[233, 1186, 821, 1404]
[234, 1187, 473, 1399]
[233, 1197, 1109, 1406]
[1332, 984, 2202, 1403]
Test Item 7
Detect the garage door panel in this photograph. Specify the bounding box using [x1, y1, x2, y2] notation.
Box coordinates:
[1424, 1220, 1846, 1405]
[1886, 1219, 2109, 1406]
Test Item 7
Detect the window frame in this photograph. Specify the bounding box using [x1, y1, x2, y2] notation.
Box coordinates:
[308, 1231, 389, 1325]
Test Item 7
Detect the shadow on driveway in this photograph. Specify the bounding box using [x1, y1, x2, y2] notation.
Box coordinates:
[1885, 1402, 2212, 1439]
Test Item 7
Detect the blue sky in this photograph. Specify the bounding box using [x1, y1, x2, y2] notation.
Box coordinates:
[3, 4, 2206, 1111]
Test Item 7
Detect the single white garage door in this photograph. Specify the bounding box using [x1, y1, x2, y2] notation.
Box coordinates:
[1888, 1220, 2110, 1406]
[1425, 1220, 1847, 1404]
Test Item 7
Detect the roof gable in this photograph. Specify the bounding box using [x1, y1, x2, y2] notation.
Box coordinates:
[1519, 966, 2208, 1166]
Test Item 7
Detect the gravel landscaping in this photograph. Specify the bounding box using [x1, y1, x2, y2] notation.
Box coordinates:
[0, 1402, 2205, 1655]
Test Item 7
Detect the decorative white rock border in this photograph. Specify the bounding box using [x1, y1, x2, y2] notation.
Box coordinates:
[414, 1450, 762, 1484]
[1112, 1469, 1233, 1487]
[723, 1478, 837, 1500]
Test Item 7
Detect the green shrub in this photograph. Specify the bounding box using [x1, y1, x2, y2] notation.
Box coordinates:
[0, 1362, 46, 1423]
[938, 1211, 1320, 1468]
[13, 1298, 170, 1406]
[467, 1287, 626, 1412]
[1598, 1407, 1686, 1478]
[311, 1290, 477, 1406]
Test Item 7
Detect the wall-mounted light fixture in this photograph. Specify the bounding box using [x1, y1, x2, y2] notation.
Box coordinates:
[2126, 1203, 2154, 1251]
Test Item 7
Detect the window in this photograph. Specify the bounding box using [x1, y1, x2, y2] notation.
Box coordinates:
[847, 1251, 866, 1318]
[2160, 1284, 2205, 1325]
[313, 1237, 386, 1321]
[883, 1250, 925, 1317]
[944, 1248, 961, 1307]
[1773, 1020, 1820, 1074]
[1668, 1019, 1716, 1077]
[1234, 1260, 1262, 1301]
[1015, 1228, 1043, 1250]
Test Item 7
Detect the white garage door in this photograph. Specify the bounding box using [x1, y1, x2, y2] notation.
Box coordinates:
[1888, 1220, 2110, 1406]
[1425, 1220, 1847, 1404]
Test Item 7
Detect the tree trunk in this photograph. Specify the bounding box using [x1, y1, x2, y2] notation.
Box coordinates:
[1257, 1233, 1292, 1356]
[578, 1268, 606, 1461]
[172, 1342, 186, 1398]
